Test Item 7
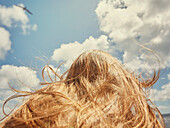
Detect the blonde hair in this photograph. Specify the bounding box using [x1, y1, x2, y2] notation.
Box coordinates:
[0, 50, 165, 128]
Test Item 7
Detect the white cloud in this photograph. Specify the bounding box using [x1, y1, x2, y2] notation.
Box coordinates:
[0, 65, 40, 118]
[95, 0, 170, 71]
[0, 27, 11, 60]
[51, 35, 110, 68]
[158, 105, 170, 114]
[168, 74, 170, 80]
[124, 57, 151, 72]
[0, 65, 40, 90]
[150, 83, 170, 101]
[0, 4, 37, 34]
[32, 24, 38, 31]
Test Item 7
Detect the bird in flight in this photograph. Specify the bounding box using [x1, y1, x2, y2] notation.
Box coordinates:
[116, 0, 128, 9]
[15, 4, 33, 15]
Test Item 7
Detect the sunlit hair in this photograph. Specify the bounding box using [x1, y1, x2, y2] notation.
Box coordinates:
[0, 50, 165, 128]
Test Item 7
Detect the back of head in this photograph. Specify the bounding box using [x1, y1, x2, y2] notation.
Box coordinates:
[65, 50, 124, 99]
[63, 49, 164, 127]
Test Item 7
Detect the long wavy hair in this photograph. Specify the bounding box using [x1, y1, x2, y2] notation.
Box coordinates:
[0, 50, 165, 128]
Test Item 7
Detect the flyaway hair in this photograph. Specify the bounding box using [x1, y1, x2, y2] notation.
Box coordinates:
[0, 50, 165, 128]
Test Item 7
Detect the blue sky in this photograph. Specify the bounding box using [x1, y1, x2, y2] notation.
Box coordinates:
[0, 0, 100, 66]
[0, 0, 170, 116]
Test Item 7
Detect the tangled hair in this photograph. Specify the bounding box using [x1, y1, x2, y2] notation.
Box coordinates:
[0, 50, 165, 128]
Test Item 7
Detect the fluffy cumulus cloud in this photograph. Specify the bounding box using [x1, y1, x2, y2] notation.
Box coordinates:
[149, 74, 170, 110]
[51, 35, 110, 67]
[0, 65, 40, 118]
[150, 83, 170, 101]
[148, 74, 170, 114]
[0, 4, 37, 34]
[149, 74, 170, 103]
[0, 27, 11, 60]
[95, 0, 170, 71]
[0, 65, 40, 90]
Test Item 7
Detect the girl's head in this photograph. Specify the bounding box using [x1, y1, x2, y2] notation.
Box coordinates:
[63, 50, 164, 127]
[66, 50, 119, 83]
[0, 49, 165, 128]
[65, 50, 123, 99]
[65, 50, 140, 100]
